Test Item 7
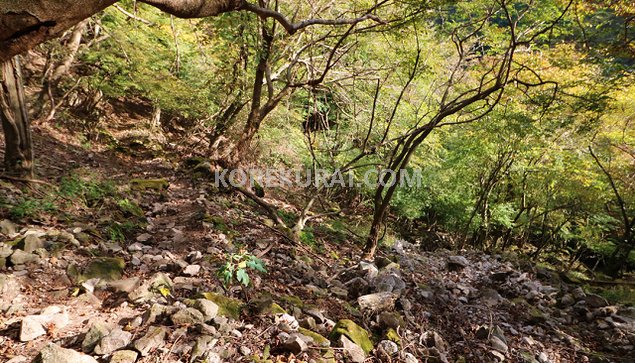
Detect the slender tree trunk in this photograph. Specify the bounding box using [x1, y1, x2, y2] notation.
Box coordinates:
[1, 56, 33, 178]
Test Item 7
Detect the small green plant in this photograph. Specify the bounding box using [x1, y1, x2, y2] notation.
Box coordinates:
[117, 198, 144, 217]
[106, 221, 139, 242]
[59, 174, 116, 207]
[218, 249, 267, 287]
[9, 197, 57, 219]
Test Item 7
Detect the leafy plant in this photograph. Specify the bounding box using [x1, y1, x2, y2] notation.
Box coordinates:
[9, 197, 57, 219]
[217, 249, 267, 287]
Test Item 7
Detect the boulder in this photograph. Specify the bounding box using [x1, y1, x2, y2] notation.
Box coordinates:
[33, 343, 98, 363]
[357, 292, 398, 312]
[447, 256, 469, 270]
[340, 335, 366, 363]
[200, 292, 243, 320]
[171, 307, 205, 325]
[82, 322, 111, 353]
[0, 274, 20, 312]
[330, 319, 373, 354]
[10, 250, 39, 265]
[193, 298, 219, 321]
[80, 258, 126, 282]
[94, 328, 132, 355]
[109, 350, 138, 363]
[20, 316, 46, 342]
[132, 326, 167, 356]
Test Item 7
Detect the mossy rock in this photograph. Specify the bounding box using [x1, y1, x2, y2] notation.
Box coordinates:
[130, 178, 169, 191]
[201, 292, 243, 320]
[80, 257, 125, 282]
[330, 319, 373, 354]
[299, 327, 330, 348]
[280, 294, 304, 309]
[251, 297, 287, 315]
[386, 328, 401, 344]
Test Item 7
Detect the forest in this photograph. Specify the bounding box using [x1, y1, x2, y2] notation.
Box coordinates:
[0, 1, 634, 362]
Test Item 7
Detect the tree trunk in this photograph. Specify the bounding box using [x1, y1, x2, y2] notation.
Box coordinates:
[1, 56, 33, 178]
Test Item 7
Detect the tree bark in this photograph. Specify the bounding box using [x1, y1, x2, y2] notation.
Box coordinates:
[1, 56, 33, 178]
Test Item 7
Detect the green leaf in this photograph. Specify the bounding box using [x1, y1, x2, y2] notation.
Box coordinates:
[236, 269, 250, 286]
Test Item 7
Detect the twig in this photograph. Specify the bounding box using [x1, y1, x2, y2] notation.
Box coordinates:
[0, 175, 53, 185]
[113, 4, 155, 26]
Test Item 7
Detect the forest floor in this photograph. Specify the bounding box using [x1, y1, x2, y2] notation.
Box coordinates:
[0, 98, 634, 363]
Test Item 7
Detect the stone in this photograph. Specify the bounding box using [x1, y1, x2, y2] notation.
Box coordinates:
[6, 356, 28, 363]
[378, 311, 405, 330]
[0, 273, 20, 312]
[133, 326, 167, 356]
[489, 350, 506, 362]
[33, 343, 98, 363]
[447, 256, 469, 269]
[330, 319, 373, 354]
[109, 350, 138, 363]
[239, 346, 251, 356]
[171, 307, 205, 325]
[128, 273, 173, 303]
[340, 335, 366, 363]
[373, 270, 406, 294]
[10, 250, 39, 265]
[559, 294, 575, 307]
[200, 292, 243, 320]
[377, 340, 399, 356]
[357, 292, 398, 312]
[538, 352, 552, 363]
[359, 261, 379, 280]
[127, 243, 145, 252]
[0, 219, 17, 236]
[183, 264, 201, 276]
[584, 294, 609, 308]
[94, 328, 132, 355]
[20, 316, 46, 342]
[80, 258, 125, 282]
[193, 298, 219, 321]
[23, 234, 45, 253]
[403, 352, 418, 363]
[490, 336, 508, 353]
[346, 277, 370, 299]
[136, 233, 152, 242]
[82, 322, 111, 353]
[107, 277, 141, 293]
[281, 333, 309, 354]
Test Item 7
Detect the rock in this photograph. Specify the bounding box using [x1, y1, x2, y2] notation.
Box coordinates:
[6, 356, 28, 363]
[0, 273, 20, 312]
[298, 327, 330, 347]
[489, 350, 506, 362]
[132, 326, 167, 356]
[136, 233, 152, 242]
[584, 294, 609, 308]
[276, 313, 300, 332]
[33, 343, 98, 363]
[0, 219, 17, 236]
[403, 352, 418, 363]
[359, 261, 379, 280]
[94, 328, 132, 355]
[480, 288, 503, 307]
[330, 319, 373, 354]
[182, 264, 201, 276]
[340, 335, 366, 363]
[357, 292, 398, 312]
[373, 270, 406, 294]
[10, 250, 39, 265]
[447, 255, 469, 269]
[193, 298, 219, 321]
[82, 322, 111, 353]
[559, 293, 575, 307]
[107, 277, 141, 294]
[280, 333, 309, 354]
[80, 258, 125, 282]
[490, 336, 508, 353]
[377, 340, 399, 356]
[378, 311, 405, 330]
[346, 277, 370, 299]
[23, 234, 45, 253]
[171, 307, 205, 325]
[330, 286, 348, 299]
[128, 273, 173, 303]
[421, 331, 448, 354]
[239, 346, 251, 356]
[109, 350, 138, 363]
[200, 292, 243, 320]
[20, 316, 46, 341]
[537, 352, 553, 363]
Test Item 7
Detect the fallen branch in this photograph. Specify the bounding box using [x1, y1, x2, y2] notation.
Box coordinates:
[114, 4, 155, 26]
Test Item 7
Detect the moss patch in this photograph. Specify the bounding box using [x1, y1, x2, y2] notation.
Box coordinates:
[130, 178, 169, 191]
[201, 292, 243, 320]
[80, 257, 125, 282]
[299, 327, 330, 348]
[329, 319, 373, 354]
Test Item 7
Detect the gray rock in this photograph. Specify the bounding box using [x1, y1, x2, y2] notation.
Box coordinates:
[559, 294, 575, 307]
[447, 255, 469, 269]
[23, 234, 45, 253]
[128, 273, 173, 303]
[107, 277, 141, 294]
[538, 352, 553, 363]
[490, 336, 508, 353]
[10, 250, 39, 265]
[403, 352, 418, 363]
[94, 328, 132, 355]
[171, 307, 205, 325]
[345, 277, 370, 299]
[357, 292, 398, 312]
[183, 264, 201, 276]
[109, 350, 138, 363]
[373, 270, 406, 294]
[340, 335, 366, 363]
[6, 356, 28, 363]
[0, 273, 20, 312]
[82, 322, 111, 353]
[377, 340, 399, 356]
[489, 350, 506, 362]
[193, 299, 219, 321]
[0, 244, 13, 258]
[280, 333, 308, 354]
[330, 286, 348, 299]
[132, 326, 167, 356]
[359, 261, 379, 280]
[34, 343, 98, 363]
[239, 346, 251, 356]
[0, 219, 17, 236]
[20, 316, 46, 342]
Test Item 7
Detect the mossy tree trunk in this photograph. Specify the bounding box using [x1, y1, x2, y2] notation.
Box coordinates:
[0, 56, 33, 178]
